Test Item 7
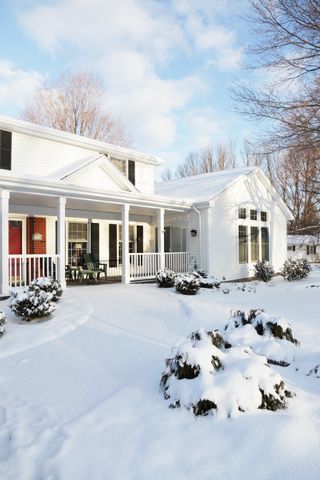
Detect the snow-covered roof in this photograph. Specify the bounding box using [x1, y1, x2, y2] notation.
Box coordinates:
[155, 167, 256, 202]
[287, 235, 319, 246]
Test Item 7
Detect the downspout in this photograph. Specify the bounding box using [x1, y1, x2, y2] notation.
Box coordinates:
[192, 207, 203, 269]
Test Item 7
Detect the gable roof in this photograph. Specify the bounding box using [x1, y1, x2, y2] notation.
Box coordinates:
[57, 153, 139, 193]
[155, 167, 256, 202]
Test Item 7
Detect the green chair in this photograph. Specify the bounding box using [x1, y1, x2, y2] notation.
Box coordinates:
[81, 253, 105, 282]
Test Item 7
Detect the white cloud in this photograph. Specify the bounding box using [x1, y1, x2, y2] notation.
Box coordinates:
[15, 0, 244, 151]
[183, 107, 225, 150]
[0, 59, 43, 113]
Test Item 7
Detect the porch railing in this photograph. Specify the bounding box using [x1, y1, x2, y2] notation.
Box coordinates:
[129, 252, 190, 281]
[165, 252, 190, 274]
[129, 253, 161, 280]
[8, 254, 59, 288]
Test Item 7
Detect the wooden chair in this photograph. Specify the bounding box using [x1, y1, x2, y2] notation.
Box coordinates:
[81, 254, 105, 283]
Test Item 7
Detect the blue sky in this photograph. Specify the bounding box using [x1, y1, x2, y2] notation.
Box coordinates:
[0, 0, 257, 175]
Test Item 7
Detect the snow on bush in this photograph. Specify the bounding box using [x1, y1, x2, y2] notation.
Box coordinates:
[156, 268, 176, 288]
[10, 288, 56, 322]
[160, 328, 293, 417]
[29, 277, 63, 302]
[253, 260, 274, 282]
[175, 274, 200, 295]
[223, 309, 299, 366]
[0, 311, 6, 337]
[192, 270, 221, 289]
[281, 259, 311, 281]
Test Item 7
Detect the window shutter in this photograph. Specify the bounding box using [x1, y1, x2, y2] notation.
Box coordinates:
[91, 223, 100, 259]
[109, 224, 117, 267]
[137, 225, 143, 253]
[0, 130, 12, 170]
[128, 160, 135, 185]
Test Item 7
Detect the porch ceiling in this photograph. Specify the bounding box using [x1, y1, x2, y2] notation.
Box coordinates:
[9, 192, 175, 217]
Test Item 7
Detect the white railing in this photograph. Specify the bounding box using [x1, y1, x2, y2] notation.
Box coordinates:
[129, 253, 161, 280]
[8, 254, 59, 288]
[129, 252, 190, 280]
[165, 252, 190, 274]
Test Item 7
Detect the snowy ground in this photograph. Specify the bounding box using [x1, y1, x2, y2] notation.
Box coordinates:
[1, 269, 320, 480]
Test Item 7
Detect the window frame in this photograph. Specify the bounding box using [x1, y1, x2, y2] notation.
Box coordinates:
[239, 225, 248, 264]
[238, 208, 247, 220]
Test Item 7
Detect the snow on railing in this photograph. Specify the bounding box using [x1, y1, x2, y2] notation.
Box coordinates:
[8, 254, 59, 288]
[165, 252, 190, 274]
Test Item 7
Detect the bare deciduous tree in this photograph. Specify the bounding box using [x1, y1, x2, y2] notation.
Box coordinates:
[232, 0, 320, 152]
[173, 142, 237, 178]
[21, 70, 131, 146]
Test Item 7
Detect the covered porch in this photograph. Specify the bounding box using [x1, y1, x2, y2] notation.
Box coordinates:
[0, 185, 194, 294]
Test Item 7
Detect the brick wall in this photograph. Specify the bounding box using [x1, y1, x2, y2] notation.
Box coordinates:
[27, 217, 47, 254]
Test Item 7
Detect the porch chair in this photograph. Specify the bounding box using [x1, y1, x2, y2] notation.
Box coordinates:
[80, 253, 106, 283]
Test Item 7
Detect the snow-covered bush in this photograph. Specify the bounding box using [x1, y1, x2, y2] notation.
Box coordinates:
[29, 277, 63, 302]
[192, 270, 221, 289]
[307, 364, 320, 378]
[223, 309, 299, 366]
[253, 260, 274, 282]
[281, 259, 311, 281]
[0, 311, 6, 337]
[10, 288, 55, 321]
[156, 268, 176, 288]
[160, 328, 293, 417]
[175, 274, 200, 295]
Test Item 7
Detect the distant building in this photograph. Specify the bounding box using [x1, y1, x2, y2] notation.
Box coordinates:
[287, 235, 320, 262]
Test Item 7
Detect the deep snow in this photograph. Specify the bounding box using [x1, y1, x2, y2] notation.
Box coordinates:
[1, 268, 320, 479]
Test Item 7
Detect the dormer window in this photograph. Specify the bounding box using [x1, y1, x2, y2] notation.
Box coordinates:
[110, 156, 135, 186]
[0, 130, 12, 170]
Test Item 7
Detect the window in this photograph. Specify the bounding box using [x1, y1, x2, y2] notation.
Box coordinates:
[68, 222, 88, 266]
[160, 226, 186, 253]
[0, 130, 12, 170]
[251, 226, 259, 262]
[261, 227, 269, 261]
[307, 245, 316, 255]
[250, 209, 257, 220]
[261, 211, 267, 222]
[128, 160, 135, 185]
[239, 225, 248, 263]
[238, 208, 246, 219]
[288, 245, 296, 252]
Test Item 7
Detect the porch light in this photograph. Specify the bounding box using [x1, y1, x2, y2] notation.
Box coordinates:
[191, 229, 197, 237]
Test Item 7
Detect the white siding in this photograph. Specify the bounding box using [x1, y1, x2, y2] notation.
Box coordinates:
[9, 131, 156, 195]
[135, 162, 155, 194]
[208, 172, 289, 280]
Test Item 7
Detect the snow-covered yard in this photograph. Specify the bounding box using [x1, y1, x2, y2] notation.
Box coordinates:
[1, 269, 320, 480]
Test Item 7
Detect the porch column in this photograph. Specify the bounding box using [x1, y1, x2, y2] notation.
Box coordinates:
[57, 196, 66, 289]
[157, 208, 165, 269]
[0, 190, 9, 295]
[121, 204, 130, 284]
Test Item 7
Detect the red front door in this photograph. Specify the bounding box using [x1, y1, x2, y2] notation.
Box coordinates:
[9, 221, 22, 284]
[9, 221, 22, 254]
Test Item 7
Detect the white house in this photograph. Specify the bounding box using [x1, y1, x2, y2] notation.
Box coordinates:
[0, 115, 292, 294]
[287, 235, 320, 262]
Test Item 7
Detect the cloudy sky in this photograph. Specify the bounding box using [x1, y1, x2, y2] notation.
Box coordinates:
[0, 0, 256, 174]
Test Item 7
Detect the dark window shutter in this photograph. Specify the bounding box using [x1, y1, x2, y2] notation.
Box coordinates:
[164, 227, 171, 252]
[91, 223, 100, 259]
[128, 160, 135, 185]
[0, 130, 12, 170]
[137, 225, 143, 253]
[109, 224, 117, 267]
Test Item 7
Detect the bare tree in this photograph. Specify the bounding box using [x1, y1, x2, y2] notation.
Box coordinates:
[174, 142, 238, 179]
[160, 168, 174, 181]
[22, 70, 131, 146]
[232, 0, 320, 152]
